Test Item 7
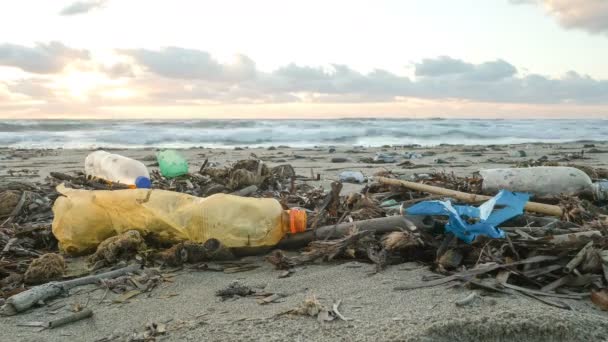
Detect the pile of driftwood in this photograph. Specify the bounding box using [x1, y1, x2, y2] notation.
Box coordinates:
[2, 159, 608, 319]
[269, 175, 608, 310]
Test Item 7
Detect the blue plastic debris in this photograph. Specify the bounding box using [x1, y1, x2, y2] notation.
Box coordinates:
[405, 190, 530, 243]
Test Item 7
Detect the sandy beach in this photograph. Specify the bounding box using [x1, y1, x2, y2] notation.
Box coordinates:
[2, 141, 608, 341]
[2, 0, 608, 339]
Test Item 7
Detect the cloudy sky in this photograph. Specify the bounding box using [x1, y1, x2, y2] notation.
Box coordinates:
[1, 0, 607, 119]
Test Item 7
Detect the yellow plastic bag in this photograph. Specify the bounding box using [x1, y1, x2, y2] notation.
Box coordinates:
[52, 184, 306, 255]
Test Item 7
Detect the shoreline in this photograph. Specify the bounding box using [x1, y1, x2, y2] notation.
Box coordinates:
[2, 141, 607, 184]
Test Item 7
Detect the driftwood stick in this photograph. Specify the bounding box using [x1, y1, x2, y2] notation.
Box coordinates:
[1, 191, 28, 226]
[0, 264, 140, 315]
[311, 182, 343, 230]
[278, 215, 435, 249]
[375, 176, 563, 217]
[332, 300, 350, 321]
[541, 275, 572, 292]
[48, 308, 93, 329]
[454, 292, 478, 307]
[2, 238, 17, 254]
[50, 173, 130, 190]
[230, 185, 258, 197]
[394, 255, 558, 291]
[199, 158, 208, 173]
[564, 241, 594, 273]
[544, 231, 601, 246]
[9, 191, 28, 218]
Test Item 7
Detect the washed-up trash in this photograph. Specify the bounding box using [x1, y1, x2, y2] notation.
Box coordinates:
[85, 151, 151, 188]
[593, 180, 608, 200]
[339, 171, 365, 183]
[202, 159, 270, 191]
[509, 150, 527, 157]
[284, 295, 349, 323]
[216, 281, 255, 300]
[379, 199, 399, 207]
[406, 189, 530, 243]
[410, 173, 431, 180]
[480, 166, 595, 198]
[52, 184, 307, 255]
[373, 153, 397, 163]
[403, 152, 422, 160]
[157, 150, 189, 178]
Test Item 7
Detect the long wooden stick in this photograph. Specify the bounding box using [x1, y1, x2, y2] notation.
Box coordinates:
[48, 308, 93, 329]
[277, 215, 435, 249]
[376, 177, 563, 217]
[0, 263, 140, 315]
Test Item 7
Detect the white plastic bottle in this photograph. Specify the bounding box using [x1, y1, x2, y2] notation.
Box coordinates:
[479, 166, 592, 198]
[84, 151, 151, 188]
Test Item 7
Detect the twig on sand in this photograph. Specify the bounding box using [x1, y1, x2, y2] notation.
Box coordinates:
[332, 300, 351, 321]
[1, 264, 140, 315]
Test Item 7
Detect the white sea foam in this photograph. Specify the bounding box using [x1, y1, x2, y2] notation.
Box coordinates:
[0, 119, 606, 149]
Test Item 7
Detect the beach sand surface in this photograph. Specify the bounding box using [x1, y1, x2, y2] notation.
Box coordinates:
[1, 142, 608, 341]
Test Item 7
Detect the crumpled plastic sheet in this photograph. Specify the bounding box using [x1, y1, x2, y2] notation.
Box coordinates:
[405, 190, 530, 243]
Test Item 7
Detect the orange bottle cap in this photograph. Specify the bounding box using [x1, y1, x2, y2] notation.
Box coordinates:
[289, 208, 307, 234]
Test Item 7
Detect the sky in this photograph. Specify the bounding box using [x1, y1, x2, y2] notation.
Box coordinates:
[0, 0, 607, 119]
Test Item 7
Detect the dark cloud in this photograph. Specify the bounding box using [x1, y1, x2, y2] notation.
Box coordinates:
[0, 42, 89, 73]
[59, 0, 108, 16]
[510, 0, 608, 35]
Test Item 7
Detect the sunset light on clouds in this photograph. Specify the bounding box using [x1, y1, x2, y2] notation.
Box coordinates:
[1, 0, 607, 119]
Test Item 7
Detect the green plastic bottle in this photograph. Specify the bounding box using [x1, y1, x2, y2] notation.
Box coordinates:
[157, 150, 189, 178]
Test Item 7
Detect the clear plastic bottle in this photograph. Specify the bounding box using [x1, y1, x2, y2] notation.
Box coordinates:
[52, 185, 307, 255]
[84, 151, 151, 188]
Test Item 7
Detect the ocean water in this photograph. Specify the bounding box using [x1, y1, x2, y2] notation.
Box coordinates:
[0, 119, 606, 149]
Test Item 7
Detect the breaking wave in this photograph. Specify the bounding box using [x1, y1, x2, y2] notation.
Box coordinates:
[0, 119, 607, 149]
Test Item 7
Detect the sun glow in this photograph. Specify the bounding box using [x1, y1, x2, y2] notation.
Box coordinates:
[52, 68, 135, 101]
[100, 88, 136, 99]
[57, 71, 106, 99]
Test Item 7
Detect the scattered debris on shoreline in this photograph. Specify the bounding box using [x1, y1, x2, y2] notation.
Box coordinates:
[2, 152, 608, 331]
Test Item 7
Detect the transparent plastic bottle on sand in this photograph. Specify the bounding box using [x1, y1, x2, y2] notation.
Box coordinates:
[85, 151, 151, 188]
[157, 150, 189, 178]
[52, 185, 307, 255]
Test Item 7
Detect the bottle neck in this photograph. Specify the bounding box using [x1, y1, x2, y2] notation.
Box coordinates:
[591, 183, 607, 200]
